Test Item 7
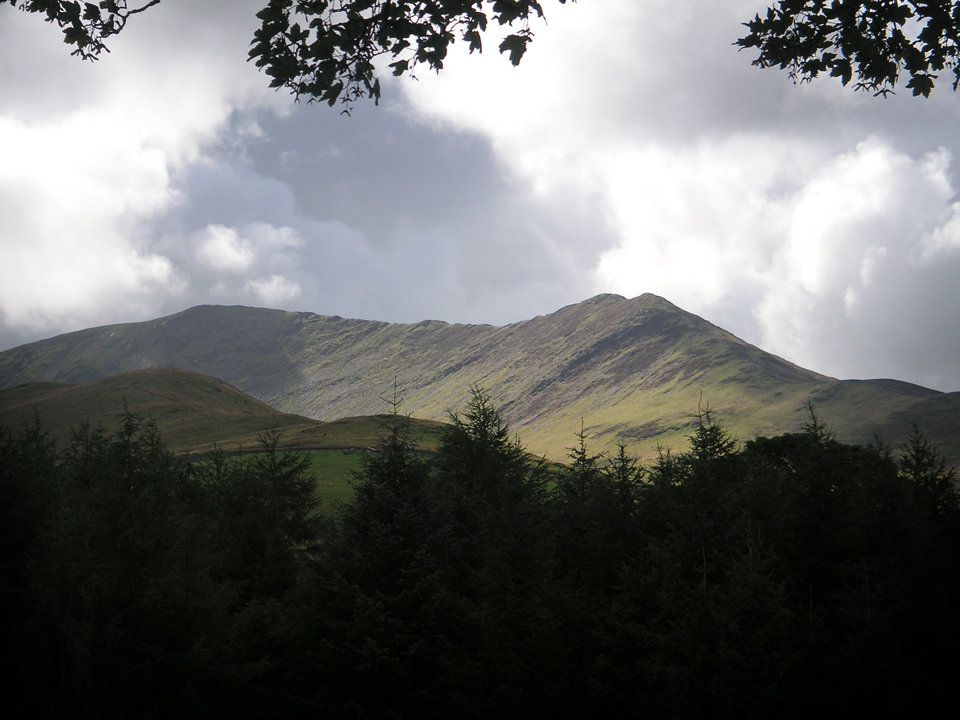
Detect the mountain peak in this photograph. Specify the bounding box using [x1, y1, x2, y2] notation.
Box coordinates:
[1, 296, 956, 464]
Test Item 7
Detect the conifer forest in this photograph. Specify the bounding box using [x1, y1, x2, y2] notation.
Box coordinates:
[2, 391, 959, 718]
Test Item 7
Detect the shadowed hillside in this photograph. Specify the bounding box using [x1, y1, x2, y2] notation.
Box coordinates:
[1, 294, 957, 463]
[0, 368, 444, 455]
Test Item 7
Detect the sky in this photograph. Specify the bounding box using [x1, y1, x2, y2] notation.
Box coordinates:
[2, 0, 960, 392]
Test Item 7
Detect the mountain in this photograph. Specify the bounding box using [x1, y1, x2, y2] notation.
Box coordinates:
[1, 294, 957, 464]
[0, 367, 444, 455]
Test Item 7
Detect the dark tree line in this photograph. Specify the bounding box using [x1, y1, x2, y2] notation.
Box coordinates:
[2, 393, 959, 718]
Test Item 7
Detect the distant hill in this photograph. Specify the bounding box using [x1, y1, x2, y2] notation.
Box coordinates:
[0, 367, 444, 455]
[1, 293, 957, 464]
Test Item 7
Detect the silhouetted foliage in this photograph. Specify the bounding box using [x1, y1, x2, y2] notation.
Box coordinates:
[0, 417, 59, 712]
[9, 0, 960, 105]
[0, 413, 321, 718]
[899, 422, 959, 516]
[2, 394, 959, 718]
[737, 0, 960, 97]
[2, 0, 160, 59]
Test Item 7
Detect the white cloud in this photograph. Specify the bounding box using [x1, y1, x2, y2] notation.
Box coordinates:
[246, 274, 301, 304]
[752, 141, 960, 386]
[918, 205, 960, 263]
[0, 0, 284, 337]
[195, 225, 256, 272]
[246, 222, 303, 249]
[0, 108, 185, 332]
[398, 0, 960, 390]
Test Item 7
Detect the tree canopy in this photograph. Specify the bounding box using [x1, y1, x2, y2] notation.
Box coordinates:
[5, 1, 960, 104]
[738, 1, 960, 97]
[2, 0, 160, 59]
[4, 395, 960, 717]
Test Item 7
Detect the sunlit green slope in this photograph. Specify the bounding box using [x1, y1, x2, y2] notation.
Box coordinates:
[1, 294, 956, 464]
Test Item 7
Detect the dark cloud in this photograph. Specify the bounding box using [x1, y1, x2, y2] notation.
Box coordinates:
[154, 120, 613, 326]
[247, 100, 507, 242]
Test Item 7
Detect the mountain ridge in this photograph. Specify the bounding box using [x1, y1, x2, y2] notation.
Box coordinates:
[1, 293, 956, 463]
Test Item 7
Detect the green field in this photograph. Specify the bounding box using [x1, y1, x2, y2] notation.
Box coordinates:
[306, 449, 363, 510]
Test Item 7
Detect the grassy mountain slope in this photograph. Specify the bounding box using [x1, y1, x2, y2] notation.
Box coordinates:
[1, 294, 957, 464]
[0, 367, 444, 455]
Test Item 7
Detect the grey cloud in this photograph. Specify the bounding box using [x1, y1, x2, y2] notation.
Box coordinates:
[141, 105, 611, 329]
[207, 94, 615, 324]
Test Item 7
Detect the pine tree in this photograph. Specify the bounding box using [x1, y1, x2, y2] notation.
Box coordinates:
[898, 423, 958, 517]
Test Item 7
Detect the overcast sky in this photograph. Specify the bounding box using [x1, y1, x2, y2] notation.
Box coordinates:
[2, 0, 960, 392]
